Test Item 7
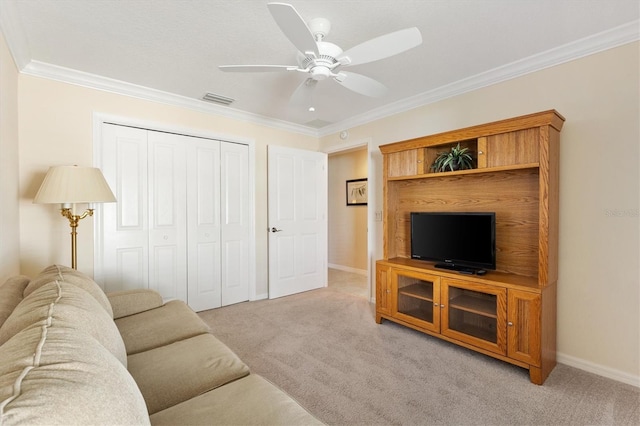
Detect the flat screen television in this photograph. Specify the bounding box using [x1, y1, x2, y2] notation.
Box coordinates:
[410, 212, 496, 272]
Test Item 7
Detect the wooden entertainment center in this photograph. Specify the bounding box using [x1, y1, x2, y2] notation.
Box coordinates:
[375, 110, 564, 384]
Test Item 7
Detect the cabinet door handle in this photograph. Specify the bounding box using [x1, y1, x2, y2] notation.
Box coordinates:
[434, 303, 439, 307]
[386, 289, 391, 293]
[478, 150, 484, 155]
[440, 304, 445, 308]
[508, 321, 514, 326]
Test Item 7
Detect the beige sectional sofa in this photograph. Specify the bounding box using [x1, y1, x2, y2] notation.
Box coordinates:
[0, 265, 322, 425]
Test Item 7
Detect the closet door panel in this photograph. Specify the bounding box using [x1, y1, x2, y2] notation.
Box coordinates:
[187, 140, 222, 311]
[148, 132, 188, 301]
[221, 142, 250, 306]
[101, 124, 149, 292]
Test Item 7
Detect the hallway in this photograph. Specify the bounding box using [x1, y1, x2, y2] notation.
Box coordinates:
[327, 268, 368, 299]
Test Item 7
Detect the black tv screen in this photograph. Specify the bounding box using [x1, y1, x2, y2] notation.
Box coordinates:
[410, 212, 496, 271]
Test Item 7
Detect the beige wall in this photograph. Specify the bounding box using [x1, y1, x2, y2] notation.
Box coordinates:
[0, 31, 20, 282]
[17, 75, 319, 297]
[328, 149, 368, 271]
[320, 43, 640, 383]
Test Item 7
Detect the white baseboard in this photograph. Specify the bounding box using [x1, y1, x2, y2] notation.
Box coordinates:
[328, 263, 367, 276]
[557, 352, 640, 388]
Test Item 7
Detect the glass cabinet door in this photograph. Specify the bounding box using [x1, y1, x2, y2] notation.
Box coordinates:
[441, 278, 507, 355]
[392, 270, 440, 332]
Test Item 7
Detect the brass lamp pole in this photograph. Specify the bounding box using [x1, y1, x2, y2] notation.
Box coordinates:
[34, 165, 116, 270]
[60, 206, 94, 269]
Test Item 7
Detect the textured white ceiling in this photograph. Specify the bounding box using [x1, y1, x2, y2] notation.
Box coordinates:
[3, 0, 639, 132]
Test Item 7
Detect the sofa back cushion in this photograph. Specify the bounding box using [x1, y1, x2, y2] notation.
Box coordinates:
[24, 265, 113, 318]
[0, 281, 127, 367]
[0, 324, 149, 425]
[0, 276, 30, 329]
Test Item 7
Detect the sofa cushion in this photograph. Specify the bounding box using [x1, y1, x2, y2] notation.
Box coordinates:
[0, 320, 149, 425]
[150, 374, 323, 426]
[107, 288, 164, 319]
[24, 265, 113, 318]
[0, 281, 127, 367]
[115, 300, 210, 355]
[128, 333, 250, 414]
[0, 276, 30, 329]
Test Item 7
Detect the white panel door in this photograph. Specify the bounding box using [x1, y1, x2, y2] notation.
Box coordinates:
[98, 122, 251, 311]
[101, 124, 150, 293]
[147, 131, 188, 301]
[267, 145, 327, 299]
[220, 142, 250, 306]
[186, 139, 222, 311]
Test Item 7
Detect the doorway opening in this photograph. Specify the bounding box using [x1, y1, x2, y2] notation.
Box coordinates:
[327, 146, 368, 298]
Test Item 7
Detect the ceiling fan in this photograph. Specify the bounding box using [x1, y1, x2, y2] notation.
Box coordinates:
[219, 2, 422, 110]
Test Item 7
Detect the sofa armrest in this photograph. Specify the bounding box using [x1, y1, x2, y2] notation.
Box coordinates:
[107, 289, 164, 319]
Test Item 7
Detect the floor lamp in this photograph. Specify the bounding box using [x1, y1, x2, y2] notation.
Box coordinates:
[34, 165, 116, 270]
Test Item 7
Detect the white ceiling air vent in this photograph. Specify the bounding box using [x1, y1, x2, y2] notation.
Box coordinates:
[305, 119, 333, 128]
[202, 92, 235, 106]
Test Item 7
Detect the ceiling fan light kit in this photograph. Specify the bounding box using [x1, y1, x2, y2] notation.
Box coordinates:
[218, 2, 422, 111]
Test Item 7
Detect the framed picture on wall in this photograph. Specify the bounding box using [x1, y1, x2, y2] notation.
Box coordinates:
[346, 178, 367, 206]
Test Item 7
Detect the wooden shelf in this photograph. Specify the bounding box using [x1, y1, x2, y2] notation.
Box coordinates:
[399, 283, 434, 301]
[449, 294, 496, 318]
[449, 322, 497, 343]
[399, 308, 433, 323]
[386, 162, 539, 181]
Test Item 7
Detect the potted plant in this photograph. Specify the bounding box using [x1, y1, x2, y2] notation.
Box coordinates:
[430, 143, 474, 172]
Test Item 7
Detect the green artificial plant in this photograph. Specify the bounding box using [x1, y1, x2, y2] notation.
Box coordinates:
[430, 143, 474, 172]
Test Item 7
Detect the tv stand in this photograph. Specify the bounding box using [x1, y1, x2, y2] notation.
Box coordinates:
[376, 110, 563, 385]
[434, 263, 477, 274]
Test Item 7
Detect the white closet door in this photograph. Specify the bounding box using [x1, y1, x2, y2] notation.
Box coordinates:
[187, 139, 222, 311]
[101, 124, 150, 293]
[220, 142, 250, 306]
[147, 131, 188, 301]
[98, 123, 250, 310]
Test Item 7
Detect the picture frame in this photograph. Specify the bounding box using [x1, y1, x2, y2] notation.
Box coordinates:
[346, 178, 368, 206]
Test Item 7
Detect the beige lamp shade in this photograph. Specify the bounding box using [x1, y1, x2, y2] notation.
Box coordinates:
[34, 165, 116, 204]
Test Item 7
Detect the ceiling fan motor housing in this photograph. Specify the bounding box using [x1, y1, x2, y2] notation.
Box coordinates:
[297, 41, 343, 80]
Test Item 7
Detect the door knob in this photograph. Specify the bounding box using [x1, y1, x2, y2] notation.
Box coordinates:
[270, 227, 283, 233]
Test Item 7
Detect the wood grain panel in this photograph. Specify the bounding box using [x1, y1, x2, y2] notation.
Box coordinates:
[538, 282, 557, 384]
[540, 128, 560, 286]
[388, 149, 418, 177]
[487, 128, 539, 167]
[388, 169, 539, 277]
[507, 289, 541, 366]
[477, 137, 488, 169]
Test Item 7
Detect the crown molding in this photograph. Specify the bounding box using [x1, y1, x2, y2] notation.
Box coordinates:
[20, 61, 319, 137]
[318, 20, 640, 137]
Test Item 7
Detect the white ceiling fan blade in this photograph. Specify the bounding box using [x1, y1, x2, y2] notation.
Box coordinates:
[219, 65, 297, 72]
[337, 27, 422, 66]
[289, 78, 318, 109]
[334, 71, 388, 97]
[267, 2, 319, 56]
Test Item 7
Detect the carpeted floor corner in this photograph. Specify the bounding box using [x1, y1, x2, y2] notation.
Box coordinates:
[198, 287, 640, 425]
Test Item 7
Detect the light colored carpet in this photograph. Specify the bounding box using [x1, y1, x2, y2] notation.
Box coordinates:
[198, 286, 639, 425]
[328, 268, 368, 299]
